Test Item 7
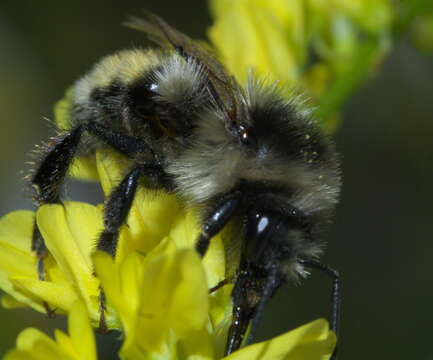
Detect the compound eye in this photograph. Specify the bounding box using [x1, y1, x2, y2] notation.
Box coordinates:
[238, 124, 258, 149]
[287, 206, 309, 229]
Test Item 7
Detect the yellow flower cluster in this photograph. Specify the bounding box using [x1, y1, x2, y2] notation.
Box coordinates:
[5, 301, 96, 360]
[0, 150, 336, 359]
[209, 0, 393, 130]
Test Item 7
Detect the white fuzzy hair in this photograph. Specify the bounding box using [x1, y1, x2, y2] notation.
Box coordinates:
[152, 54, 208, 107]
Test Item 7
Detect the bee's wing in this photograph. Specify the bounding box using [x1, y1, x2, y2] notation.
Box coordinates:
[126, 12, 246, 134]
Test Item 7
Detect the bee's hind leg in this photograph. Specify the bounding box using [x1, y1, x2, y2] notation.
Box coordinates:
[30, 126, 84, 317]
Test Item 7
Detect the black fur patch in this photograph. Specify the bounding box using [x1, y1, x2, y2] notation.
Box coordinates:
[250, 100, 333, 166]
[88, 80, 126, 126]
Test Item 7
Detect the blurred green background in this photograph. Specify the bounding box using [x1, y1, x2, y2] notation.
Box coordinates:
[0, 1, 432, 359]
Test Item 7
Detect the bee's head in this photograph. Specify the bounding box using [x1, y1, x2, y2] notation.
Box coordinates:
[244, 199, 309, 261]
[225, 191, 322, 354]
[238, 183, 322, 268]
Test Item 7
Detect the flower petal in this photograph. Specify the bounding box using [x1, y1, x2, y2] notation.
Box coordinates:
[10, 277, 76, 313]
[209, 0, 298, 84]
[0, 274, 45, 313]
[169, 249, 209, 334]
[0, 210, 35, 253]
[0, 241, 36, 277]
[4, 328, 71, 360]
[224, 319, 336, 360]
[1, 294, 29, 309]
[95, 238, 212, 358]
[0, 210, 46, 312]
[95, 149, 132, 196]
[4, 300, 96, 360]
[61, 202, 102, 269]
[69, 157, 99, 182]
[68, 300, 97, 360]
[37, 202, 100, 312]
[168, 209, 226, 284]
[54, 330, 76, 358]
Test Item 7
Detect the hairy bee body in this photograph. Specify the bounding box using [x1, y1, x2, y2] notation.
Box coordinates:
[31, 14, 341, 356]
[60, 46, 340, 274]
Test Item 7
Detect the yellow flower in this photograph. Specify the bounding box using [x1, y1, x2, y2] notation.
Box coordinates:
[4, 300, 96, 360]
[94, 245, 336, 359]
[4, 235, 335, 360]
[0, 148, 336, 358]
[94, 246, 214, 359]
[0, 200, 119, 324]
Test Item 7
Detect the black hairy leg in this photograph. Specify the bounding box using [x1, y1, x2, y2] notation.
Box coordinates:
[97, 162, 170, 256]
[96, 162, 170, 332]
[31, 122, 153, 206]
[97, 166, 142, 257]
[209, 275, 235, 294]
[31, 225, 48, 281]
[225, 264, 281, 355]
[30, 123, 154, 318]
[195, 191, 242, 257]
[96, 165, 142, 332]
[300, 259, 341, 360]
[30, 127, 81, 299]
[97, 290, 108, 333]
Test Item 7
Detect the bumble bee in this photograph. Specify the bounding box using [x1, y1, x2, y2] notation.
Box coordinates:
[30, 13, 341, 357]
